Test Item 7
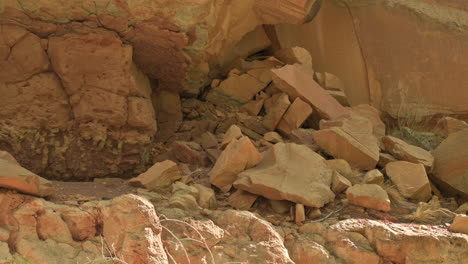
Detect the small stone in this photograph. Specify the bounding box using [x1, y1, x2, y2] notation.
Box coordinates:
[346, 184, 391, 211]
[295, 204, 306, 225]
[308, 208, 322, 220]
[449, 214, 468, 235]
[325, 159, 359, 184]
[197, 132, 218, 149]
[263, 93, 291, 131]
[169, 193, 199, 211]
[228, 189, 258, 210]
[128, 160, 181, 192]
[382, 136, 434, 168]
[264, 132, 283, 144]
[331, 171, 352, 194]
[378, 153, 397, 168]
[269, 200, 293, 214]
[169, 141, 209, 167]
[193, 184, 217, 209]
[277, 97, 313, 136]
[364, 169, 384, 186]
[220, 125, 243, 149]
[385, 161, 431, 202]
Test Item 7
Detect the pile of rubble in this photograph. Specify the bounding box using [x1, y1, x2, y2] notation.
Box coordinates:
[2, 46, 467, 263]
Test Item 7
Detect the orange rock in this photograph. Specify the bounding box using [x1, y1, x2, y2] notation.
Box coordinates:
[385, 161, 431, 202]
[432, 129, 468, 197]
[288, 239, 335, 264]
[350, 104, 386, 140]
[240, 92, 269, 116]
[128, 160, 181, 192]
[295, 204, 306, 225]
[274, 46, 313, 67]
[220, 125, 243, 149]
[331, 171, 352, 194]
[449, 214, 468, 235]
[271, 64, 349, 119]
[382, 136, 434, 168]
[435, 117, 468, 137]
[99, 195, 168, 264]
[209, 136, 262, 192]
[0, 158, 54, 197]
[346, 184, 391, 211]
[277, 97, 313, 136]
[363, 169, 384, 186]
[263, 93, 291, 131]
[234, 143, 335, 208]
[314, 115, 380, 170]
[228, 189, 258, 210]
[378, 153, 397, 168]
[169, 141, 209, 167]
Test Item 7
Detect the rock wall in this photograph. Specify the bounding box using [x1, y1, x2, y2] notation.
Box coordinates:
[0, 1, 314, 179]
[275, 0, 468, 120]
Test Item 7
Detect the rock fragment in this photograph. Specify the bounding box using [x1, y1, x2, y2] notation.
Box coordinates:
[385, 161, 431, 202]
[234, 143, 335, 208]
[432, 129, 468, 197]
[263, 93, 291, 131]
[129, 160, 181, 192]
[277, 97, 313, 136]
[382, 136, 434, 168]
[346, 184, 391, 211]
[209, 136, 262, 192]
[271, 64, 348, 119]
[228, 189, 258, 210]
[314, 115, 380, 170]
[0, 153, 54, 197]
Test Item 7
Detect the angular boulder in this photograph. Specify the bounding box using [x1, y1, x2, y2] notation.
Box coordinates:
[432, 129, 468, 197]
[385, 161, 431, 202]
[209, 136, 262, 192]
[346, 184, 391, 211]
[234, 143, 335, 208]
[271, 64, 349, 119]
[277, 97, 313, 136]
[314, 115, 380, 170]
[0, 154, 54, 197]
[382, 136, 434, 168]
[263, 93, 291, 131]
[129, 160, 181, 192]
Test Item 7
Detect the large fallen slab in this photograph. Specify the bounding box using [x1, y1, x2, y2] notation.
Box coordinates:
[313, 115, 380, 170]
[271, 64, 349, 120]
[432, 129, 468, 197]
[0, 151, 54, 197]
[234, 143, 335, 208]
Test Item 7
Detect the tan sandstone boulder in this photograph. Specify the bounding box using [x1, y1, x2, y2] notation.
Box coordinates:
[129, 160, 181, 192]
[277, 97, 313, 136]
[234, 143, 335, 208]
[385, 161, 431, 202]
[346, 184, 391, 211]
[271, 64, 349, 120]
[432, 129, 468, 197]
[209, 136, 262, 192]
[0, 153, 54, 197]
[382, 136, 434, 168]
[314, 115, 380, 170]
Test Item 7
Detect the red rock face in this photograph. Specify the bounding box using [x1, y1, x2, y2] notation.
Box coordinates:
[0, 21, 156, 180]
